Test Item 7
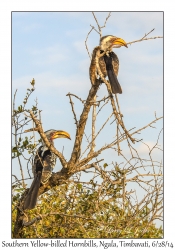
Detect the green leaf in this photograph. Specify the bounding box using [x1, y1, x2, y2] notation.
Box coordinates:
[12, 147, 18, 152]
[15, 188, 25, 192]
[18, 105, 23, 112]
[30, 78, 35, 86]
[32, 106, 37, 111]
[103, 163, 108, 169]
[77, 183, 82, 190]
[60, 227, 65, 234]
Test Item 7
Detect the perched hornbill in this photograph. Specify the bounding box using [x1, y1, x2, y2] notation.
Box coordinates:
[89, 35, 128, 94]
[23, 129, 71, 210]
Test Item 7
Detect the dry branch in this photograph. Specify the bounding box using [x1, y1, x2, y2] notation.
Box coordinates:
[127, 36, 163, 46]
[67, 79, 101, 168]
[76, 116, 162, 169]
[68, 94, 78, 127]
[90, 95, 97, 154]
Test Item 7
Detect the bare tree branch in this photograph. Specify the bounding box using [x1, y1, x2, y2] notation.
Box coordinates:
[67, 80, 101, 168]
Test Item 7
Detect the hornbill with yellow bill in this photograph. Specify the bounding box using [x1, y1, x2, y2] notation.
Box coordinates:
[89, 35, 128, 94]
[23, 129, 71, 210]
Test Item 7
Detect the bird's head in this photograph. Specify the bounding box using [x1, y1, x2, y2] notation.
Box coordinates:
[44, 129, 71, 144]
[100, 35, 128, 51]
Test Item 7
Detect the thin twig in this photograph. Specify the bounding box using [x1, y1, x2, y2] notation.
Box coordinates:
[68, 94, 78, 127]
[141, 28, 155, 40]
[82, 112, 113, 158]
[101, 12, 111, 29]
[85, 26, 94, 59]
[90, 25, 100, 35]
[92, 12, 101, 35]
[127, 36, 163, 46]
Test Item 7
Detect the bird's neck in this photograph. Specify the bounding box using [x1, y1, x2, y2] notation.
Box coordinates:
[41, 138, 54, 152]
[100, 50, 112, 57]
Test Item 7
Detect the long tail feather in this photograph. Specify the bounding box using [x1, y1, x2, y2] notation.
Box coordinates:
[107, 69, 122, 94]
[23, 172, 42, 210]
[103, 54, 122, 94]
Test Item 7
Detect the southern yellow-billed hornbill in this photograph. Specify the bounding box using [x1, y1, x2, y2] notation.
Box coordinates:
[23, 129, 71, 210]
[89, 35, 128, 94]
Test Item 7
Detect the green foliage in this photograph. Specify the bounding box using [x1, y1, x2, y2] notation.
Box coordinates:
[30, 78, 35, 87]
[12, 136, 39, 159]
[12, 182, 163, 239]
[12, 80, 39, 159]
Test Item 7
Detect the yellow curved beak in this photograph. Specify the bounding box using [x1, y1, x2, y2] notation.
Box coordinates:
[52, 130, 71, 140]
[113, 37, 128, 48]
